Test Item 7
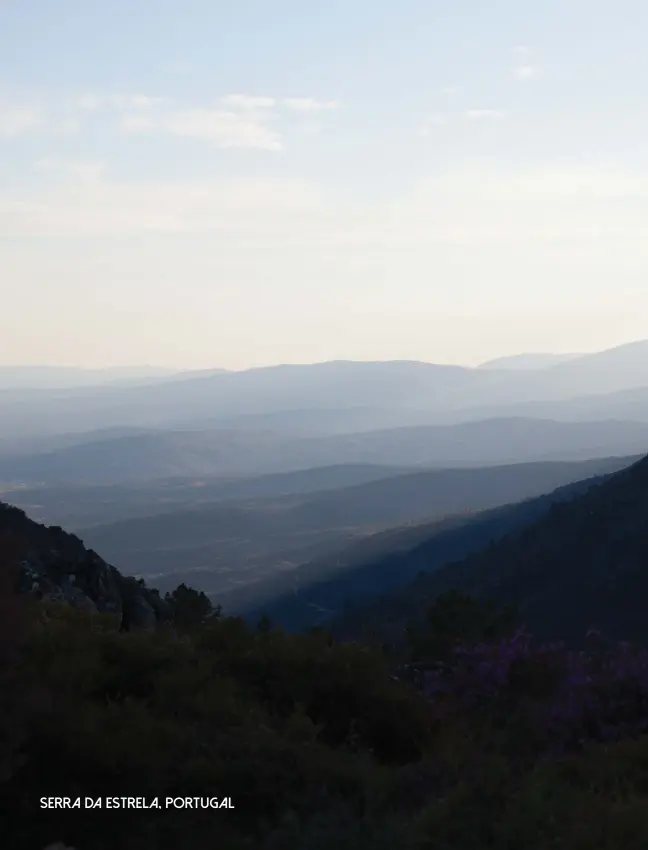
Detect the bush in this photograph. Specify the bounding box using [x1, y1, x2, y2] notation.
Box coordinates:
[6, 587, 648, 849]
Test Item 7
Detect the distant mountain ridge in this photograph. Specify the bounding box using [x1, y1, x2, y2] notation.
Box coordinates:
[1, 339, 648, 439]
[478, 353, 584, 370]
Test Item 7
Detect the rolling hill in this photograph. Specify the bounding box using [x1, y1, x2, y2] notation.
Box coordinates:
[2, 417, 648, 485]
[74, 455, 640, 609]
[3, 463, 418, 529]
[434, 385, 648, 425]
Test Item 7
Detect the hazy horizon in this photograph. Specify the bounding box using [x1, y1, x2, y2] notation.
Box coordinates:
[0, 338, 642, 373]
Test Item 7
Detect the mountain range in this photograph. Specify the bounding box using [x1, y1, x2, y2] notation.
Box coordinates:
[2, 339, 648, 634]
[2, 340, 648, 442]
[478, 352, 584, 370]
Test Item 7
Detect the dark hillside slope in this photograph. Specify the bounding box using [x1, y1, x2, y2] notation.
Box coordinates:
[334, 453, 648, 646]
[79, 456, 638, 587]
[250, 470, 624, 631]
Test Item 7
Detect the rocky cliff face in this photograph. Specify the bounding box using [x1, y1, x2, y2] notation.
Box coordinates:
[0, 501, 171, 629]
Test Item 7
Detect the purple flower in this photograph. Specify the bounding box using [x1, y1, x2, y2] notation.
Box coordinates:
[421, 632, 648, 754]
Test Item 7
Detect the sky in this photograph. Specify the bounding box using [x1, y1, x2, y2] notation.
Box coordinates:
[1, 0, 648, 370]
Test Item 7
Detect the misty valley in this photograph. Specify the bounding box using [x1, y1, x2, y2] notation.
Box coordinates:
[2, 346, 648, 628]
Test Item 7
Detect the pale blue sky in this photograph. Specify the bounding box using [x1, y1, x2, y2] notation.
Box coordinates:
[1, 0, 647, 369]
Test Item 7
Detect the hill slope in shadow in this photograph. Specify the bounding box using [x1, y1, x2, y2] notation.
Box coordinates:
[330, 452, 648, 646]
[184, 454, 638, 622]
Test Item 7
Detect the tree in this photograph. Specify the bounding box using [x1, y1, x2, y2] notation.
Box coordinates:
[257, 614, 273, 633]
[0, 535, 34, 782]
[164, 583, 217, 632]
[407, 591, 519, 664]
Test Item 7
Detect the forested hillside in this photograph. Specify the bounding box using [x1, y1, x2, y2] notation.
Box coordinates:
[333, 454, 648, 647]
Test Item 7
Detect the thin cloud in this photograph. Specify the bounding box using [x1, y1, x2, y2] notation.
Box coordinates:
[441, 85, 461, 95]
[117, 94, 340, 148]
[124, 107, 283, 151]
[53, 117, 80, 137]
[34, 158, 106, 184]
[0, 104, 43, 136]
[5, 167, 648, 251]
[282, 98, 339, 111]
[220, 94, 276, 109]
[164, 109, 282, 150]
[120, 114, 156, 133]
[464, 109, 506, 121]
[514, 64, 541, 80]
[110, 94, 166, 108]
[77, 93, 166, 110]
[168, 60, 193, 74]
[0, 175, 330, 237]
[77, 94, 102, 110]
[420, 113, 447, 135]
[8, 90, 337, 151]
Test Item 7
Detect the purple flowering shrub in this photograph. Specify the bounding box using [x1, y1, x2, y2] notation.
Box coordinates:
[422, 628, 648, 756]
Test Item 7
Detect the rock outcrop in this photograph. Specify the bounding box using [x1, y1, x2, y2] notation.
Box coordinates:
[1, 501, 171, 629]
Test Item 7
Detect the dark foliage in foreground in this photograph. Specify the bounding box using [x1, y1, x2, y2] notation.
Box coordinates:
[6, 526, 648, 850]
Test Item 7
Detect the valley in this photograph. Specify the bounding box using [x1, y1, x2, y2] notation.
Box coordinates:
[2, 342, 648, 629]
